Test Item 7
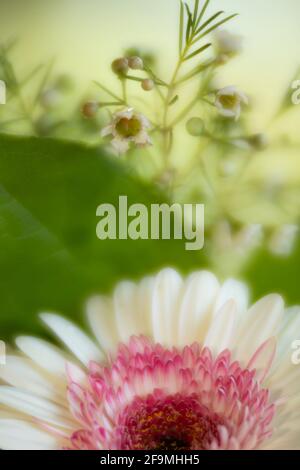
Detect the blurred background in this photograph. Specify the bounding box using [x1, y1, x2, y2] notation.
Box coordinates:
[0, 0, 300, 340]
[1, 0, 300, 125]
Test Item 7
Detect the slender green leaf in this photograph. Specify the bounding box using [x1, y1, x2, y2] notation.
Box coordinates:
[195, 0, 210, 30]
[183, 43, 211, 61]
[193, 0, 200, 25]
[179, 1, 184, 53]
[185, 3, 193, 43]
[195, 11, 224, 36]
[144, 65, 168, 86]
[169, 94, 179, 106]
[93, 81, 123, 102]
[193, 14, 238, 44]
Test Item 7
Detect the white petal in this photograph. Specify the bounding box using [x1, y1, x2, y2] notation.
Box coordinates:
[15, 336, 69, 377]
[204, 300, 237, 354]
[276, 306, 300, 360]
[134, 131, 151, 146]
[100, 124, 113, 137]
[138, 113, 151, 128]
[178, 271, 220, 346]
[113, 281, 142, 342]
[246, 337, 276, 383]
[115, 108, 134, 120]
[151, 268, 183, 346]
[86, 295, 119, 353]
[0, 387, 75, 429]
[40, 313, 103, 366]
[218, 85, 237, 96]
[111, 137, 130, 154]
[238, 90, 249, 105]
[234, 104, 241, 120]
[217, 107, 237, 118]
[260, 431, 300, 450]
[236, 294, 284, 362]
[213, 279, 248, 318]
[66, 362, 88, 387]
[265, 307, 300, 396]
[0, 356, 64, 402]
[135, 276, 155, 337]
[0, 419, 60, 450]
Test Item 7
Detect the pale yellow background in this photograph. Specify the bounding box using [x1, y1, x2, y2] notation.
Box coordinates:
[1, 0, 299, 114]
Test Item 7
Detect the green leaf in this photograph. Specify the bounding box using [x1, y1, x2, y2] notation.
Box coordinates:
[194, 11, 224, 36]
[183, 43, 212, 61]
[193, 0, 200, 25]
[93, 81, 123, 102]
[179, 1, 184, 54]
[0, 134, 206, 340]
[195, 0, 210, 30]
[169, 94, 179, 106]
[193, 14, 238, 44]
[185, 3, 193, 43]
[243, 238, 300, 305]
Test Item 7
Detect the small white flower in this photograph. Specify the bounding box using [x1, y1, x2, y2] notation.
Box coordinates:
[213, 221, 262, 254]
[215, 86, 248, 120]
[101, 108, 152, 155]
[214, 30, 243, 56]
[269, 224, 299, 256]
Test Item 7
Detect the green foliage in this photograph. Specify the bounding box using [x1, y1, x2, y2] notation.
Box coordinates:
[0, 134, 205, 340]
[244, 239, 300, 305]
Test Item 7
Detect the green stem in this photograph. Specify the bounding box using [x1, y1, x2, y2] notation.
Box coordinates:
[121, 79, 128, 104]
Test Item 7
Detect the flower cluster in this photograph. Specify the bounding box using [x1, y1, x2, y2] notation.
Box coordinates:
[0, 1, 299, 273]
[80, 0, 299, 272]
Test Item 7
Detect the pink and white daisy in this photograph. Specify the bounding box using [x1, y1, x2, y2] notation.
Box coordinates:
[0, 268, 300, 450]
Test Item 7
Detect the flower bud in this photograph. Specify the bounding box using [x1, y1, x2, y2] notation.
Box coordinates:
[128, 56, 144, 70]
[81, 101, 99, 119]
[111, 57, 129, 76]
[141, 79, 154, 91]
[186, 117, 205, 137]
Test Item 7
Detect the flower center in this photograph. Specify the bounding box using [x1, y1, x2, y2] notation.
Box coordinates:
[219, 94, 238, 109]
[67, 337, 276, 450]
[117, 393, 221, 450]
[116, 117, 142, 137]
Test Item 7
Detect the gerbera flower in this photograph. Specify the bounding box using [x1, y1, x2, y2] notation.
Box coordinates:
[101, 108, 151, 155]
[215, 86, 248, 120]
[0, 268, 299, 450]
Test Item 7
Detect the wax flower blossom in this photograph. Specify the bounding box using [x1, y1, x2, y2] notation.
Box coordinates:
[101, 108, 152, 155]
[0, 268, 299, 450]
[215, 86, 249, 120]
[214, 30, 243, 56]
